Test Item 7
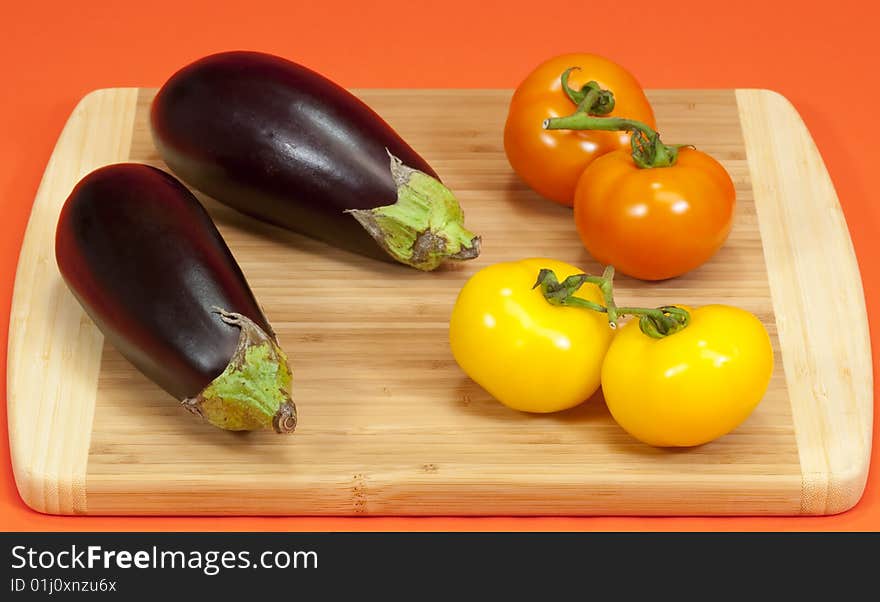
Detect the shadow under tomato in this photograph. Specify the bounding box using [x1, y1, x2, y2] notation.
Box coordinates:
[604, 438, 715, 458]
[500, 173, 571, 217]
[452, 374, 715, 457]
[452, 376, 610, 426]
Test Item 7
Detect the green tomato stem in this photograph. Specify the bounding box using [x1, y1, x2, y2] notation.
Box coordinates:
[533, 267, 690, 338]
[544, 113, 679, 169]
[545, 69, 682, 169]
[559, 68, 616, 116]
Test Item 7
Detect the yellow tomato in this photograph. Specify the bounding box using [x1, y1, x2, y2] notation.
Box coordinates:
[601, 304, 773, 447]
[449, 258, 614, 413]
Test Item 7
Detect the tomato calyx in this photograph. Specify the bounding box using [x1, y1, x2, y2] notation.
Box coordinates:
[533, 266, 690, 338]
[544, 69, 684, 169]
[559, 68, 616, 116]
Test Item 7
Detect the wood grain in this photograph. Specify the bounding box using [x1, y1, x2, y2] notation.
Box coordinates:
[7, 88, 871, 515]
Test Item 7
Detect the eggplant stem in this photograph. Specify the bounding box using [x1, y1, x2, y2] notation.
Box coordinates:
[346, 151, 481, 271]
[273, 401, 298, 434]
[185, 307, 297, 433]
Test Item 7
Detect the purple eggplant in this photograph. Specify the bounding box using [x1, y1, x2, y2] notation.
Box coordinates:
[150, 51, 480, 271]
[55, 163, 296, 433]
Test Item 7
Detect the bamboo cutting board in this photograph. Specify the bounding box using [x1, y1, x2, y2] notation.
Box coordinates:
[7, 88, 872, 516]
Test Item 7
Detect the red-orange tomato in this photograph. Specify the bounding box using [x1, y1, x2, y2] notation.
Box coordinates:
[504, 54, 655, 206]
[573, 147, 735, 281]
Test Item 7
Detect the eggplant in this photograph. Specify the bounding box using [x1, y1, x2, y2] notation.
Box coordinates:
[150, 51, 480, 271]
[55, 163, 296, 433]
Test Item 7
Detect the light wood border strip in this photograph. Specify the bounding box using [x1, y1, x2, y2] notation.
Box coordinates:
[737, 89, 873, 514]
[7, 88, 139, 514]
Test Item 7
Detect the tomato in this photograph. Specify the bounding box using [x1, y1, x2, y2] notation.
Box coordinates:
[449, 258, 614, 413]
[601, 305, 773, 447]
[504, 53, 655, 206]
[573, 147, 736, 281]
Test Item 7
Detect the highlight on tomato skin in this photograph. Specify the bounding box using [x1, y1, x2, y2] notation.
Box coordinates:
[448, 258, 614, 414]
[573, 147, 736, 281]
[503, 53, 655, 207]
[600, 304, 774, 447]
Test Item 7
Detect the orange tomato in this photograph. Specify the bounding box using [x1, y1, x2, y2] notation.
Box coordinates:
[503, 53, 655, 206]
[573, 147, 736, 281]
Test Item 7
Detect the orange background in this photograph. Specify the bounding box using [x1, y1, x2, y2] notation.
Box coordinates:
[2, 0, 878, 531]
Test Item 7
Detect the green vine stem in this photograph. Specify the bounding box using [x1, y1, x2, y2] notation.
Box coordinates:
[544, 69, 683, 169]
[544, 114, 679, 168]
[533, 266, 690, 338]
[559, 68, 616, 116]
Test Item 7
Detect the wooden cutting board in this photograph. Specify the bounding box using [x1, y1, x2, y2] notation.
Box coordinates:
[7, 88, 872, 516]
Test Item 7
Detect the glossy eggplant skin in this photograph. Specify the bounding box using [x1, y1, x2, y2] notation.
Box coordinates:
[55, 163, 272, 401]
[150, 51, 467, 265]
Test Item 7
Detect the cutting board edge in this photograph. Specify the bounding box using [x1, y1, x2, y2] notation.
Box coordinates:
[81, 469, 805, 516]
[7, 88, 139, 515]
[736, 88, 873, 515]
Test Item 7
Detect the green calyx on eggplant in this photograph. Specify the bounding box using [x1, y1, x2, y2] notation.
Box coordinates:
[55, 164, 297, 434]
[150, 50, 481, 271]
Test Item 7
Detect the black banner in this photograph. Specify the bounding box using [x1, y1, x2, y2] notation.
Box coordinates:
[1, 532, 874, 598]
